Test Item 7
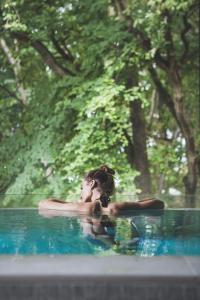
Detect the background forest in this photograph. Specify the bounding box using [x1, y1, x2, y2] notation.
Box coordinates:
[0, 0, 199, 208]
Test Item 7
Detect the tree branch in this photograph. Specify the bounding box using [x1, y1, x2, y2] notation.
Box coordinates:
[123, 128, 133, 147]
[180, 13, 192, 62]
[123, 128, 135, 166]
[50, 32, 74, 62]
[148, 66, 180, 127]
[0, 84, 21, 102]
[50, 32, 80, 73]
[127, 16, 170, 71]
[147, 89, 158, 130]
[61, 40, 75, 61]
[13, 32, 74, 77]
[154, 51, 170, 71]
[0, 38, 28, 105]
[111, 0, 171, 72]
[162, 10, 175, 63]
[113, 0, 125, 20]
[32, 40, 75, 76]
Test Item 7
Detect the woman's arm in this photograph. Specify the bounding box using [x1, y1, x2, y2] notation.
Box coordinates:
[109, 198, 164, 215]
[38, 198, 95, 214]
[137, 198, 164, 209]
[38, 198, 80, 211]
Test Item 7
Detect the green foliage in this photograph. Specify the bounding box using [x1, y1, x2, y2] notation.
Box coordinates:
[0, 0, 199, 207]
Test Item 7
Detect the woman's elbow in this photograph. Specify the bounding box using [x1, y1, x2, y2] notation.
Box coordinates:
[154, 199, 165, 209]
[38, 199, 52, 209]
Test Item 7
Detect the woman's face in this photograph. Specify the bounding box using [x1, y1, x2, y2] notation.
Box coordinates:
[80, 179, 92, 202]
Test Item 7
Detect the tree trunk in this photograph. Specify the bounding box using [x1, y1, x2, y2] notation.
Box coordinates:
[169, 68, 198, 207]
[123, 69, 151, 197]
[130, 99, 152, 197]
[149, 66, 198, 207]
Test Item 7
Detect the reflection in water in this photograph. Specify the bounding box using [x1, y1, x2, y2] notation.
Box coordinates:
[131, 214, 163, 256]
[0, 209, 200, 255]
[80, 215, 116, 251]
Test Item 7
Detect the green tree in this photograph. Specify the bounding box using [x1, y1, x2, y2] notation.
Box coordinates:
[0, 0, 199, 207]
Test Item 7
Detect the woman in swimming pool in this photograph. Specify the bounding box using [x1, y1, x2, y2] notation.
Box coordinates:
[39, 165, 164, 215]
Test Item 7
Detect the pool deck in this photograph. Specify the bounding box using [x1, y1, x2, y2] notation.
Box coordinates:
[0, 255, 199, 300]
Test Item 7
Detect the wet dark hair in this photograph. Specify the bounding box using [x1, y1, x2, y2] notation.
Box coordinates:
[84, 165, 115, 208]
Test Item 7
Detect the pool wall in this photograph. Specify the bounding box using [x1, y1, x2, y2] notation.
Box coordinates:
[0, 256, 199, 300]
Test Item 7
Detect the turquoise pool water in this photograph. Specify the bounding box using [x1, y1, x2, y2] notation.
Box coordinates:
[0, 209, 199, 256]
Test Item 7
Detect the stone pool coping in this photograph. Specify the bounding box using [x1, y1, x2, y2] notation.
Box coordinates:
[0, 255, 199, 280]
[0, 256, 200, 300]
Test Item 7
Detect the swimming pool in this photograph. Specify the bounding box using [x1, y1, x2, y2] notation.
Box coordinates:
[0, 208, 199, 300]
[0, 208, 199, 256]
